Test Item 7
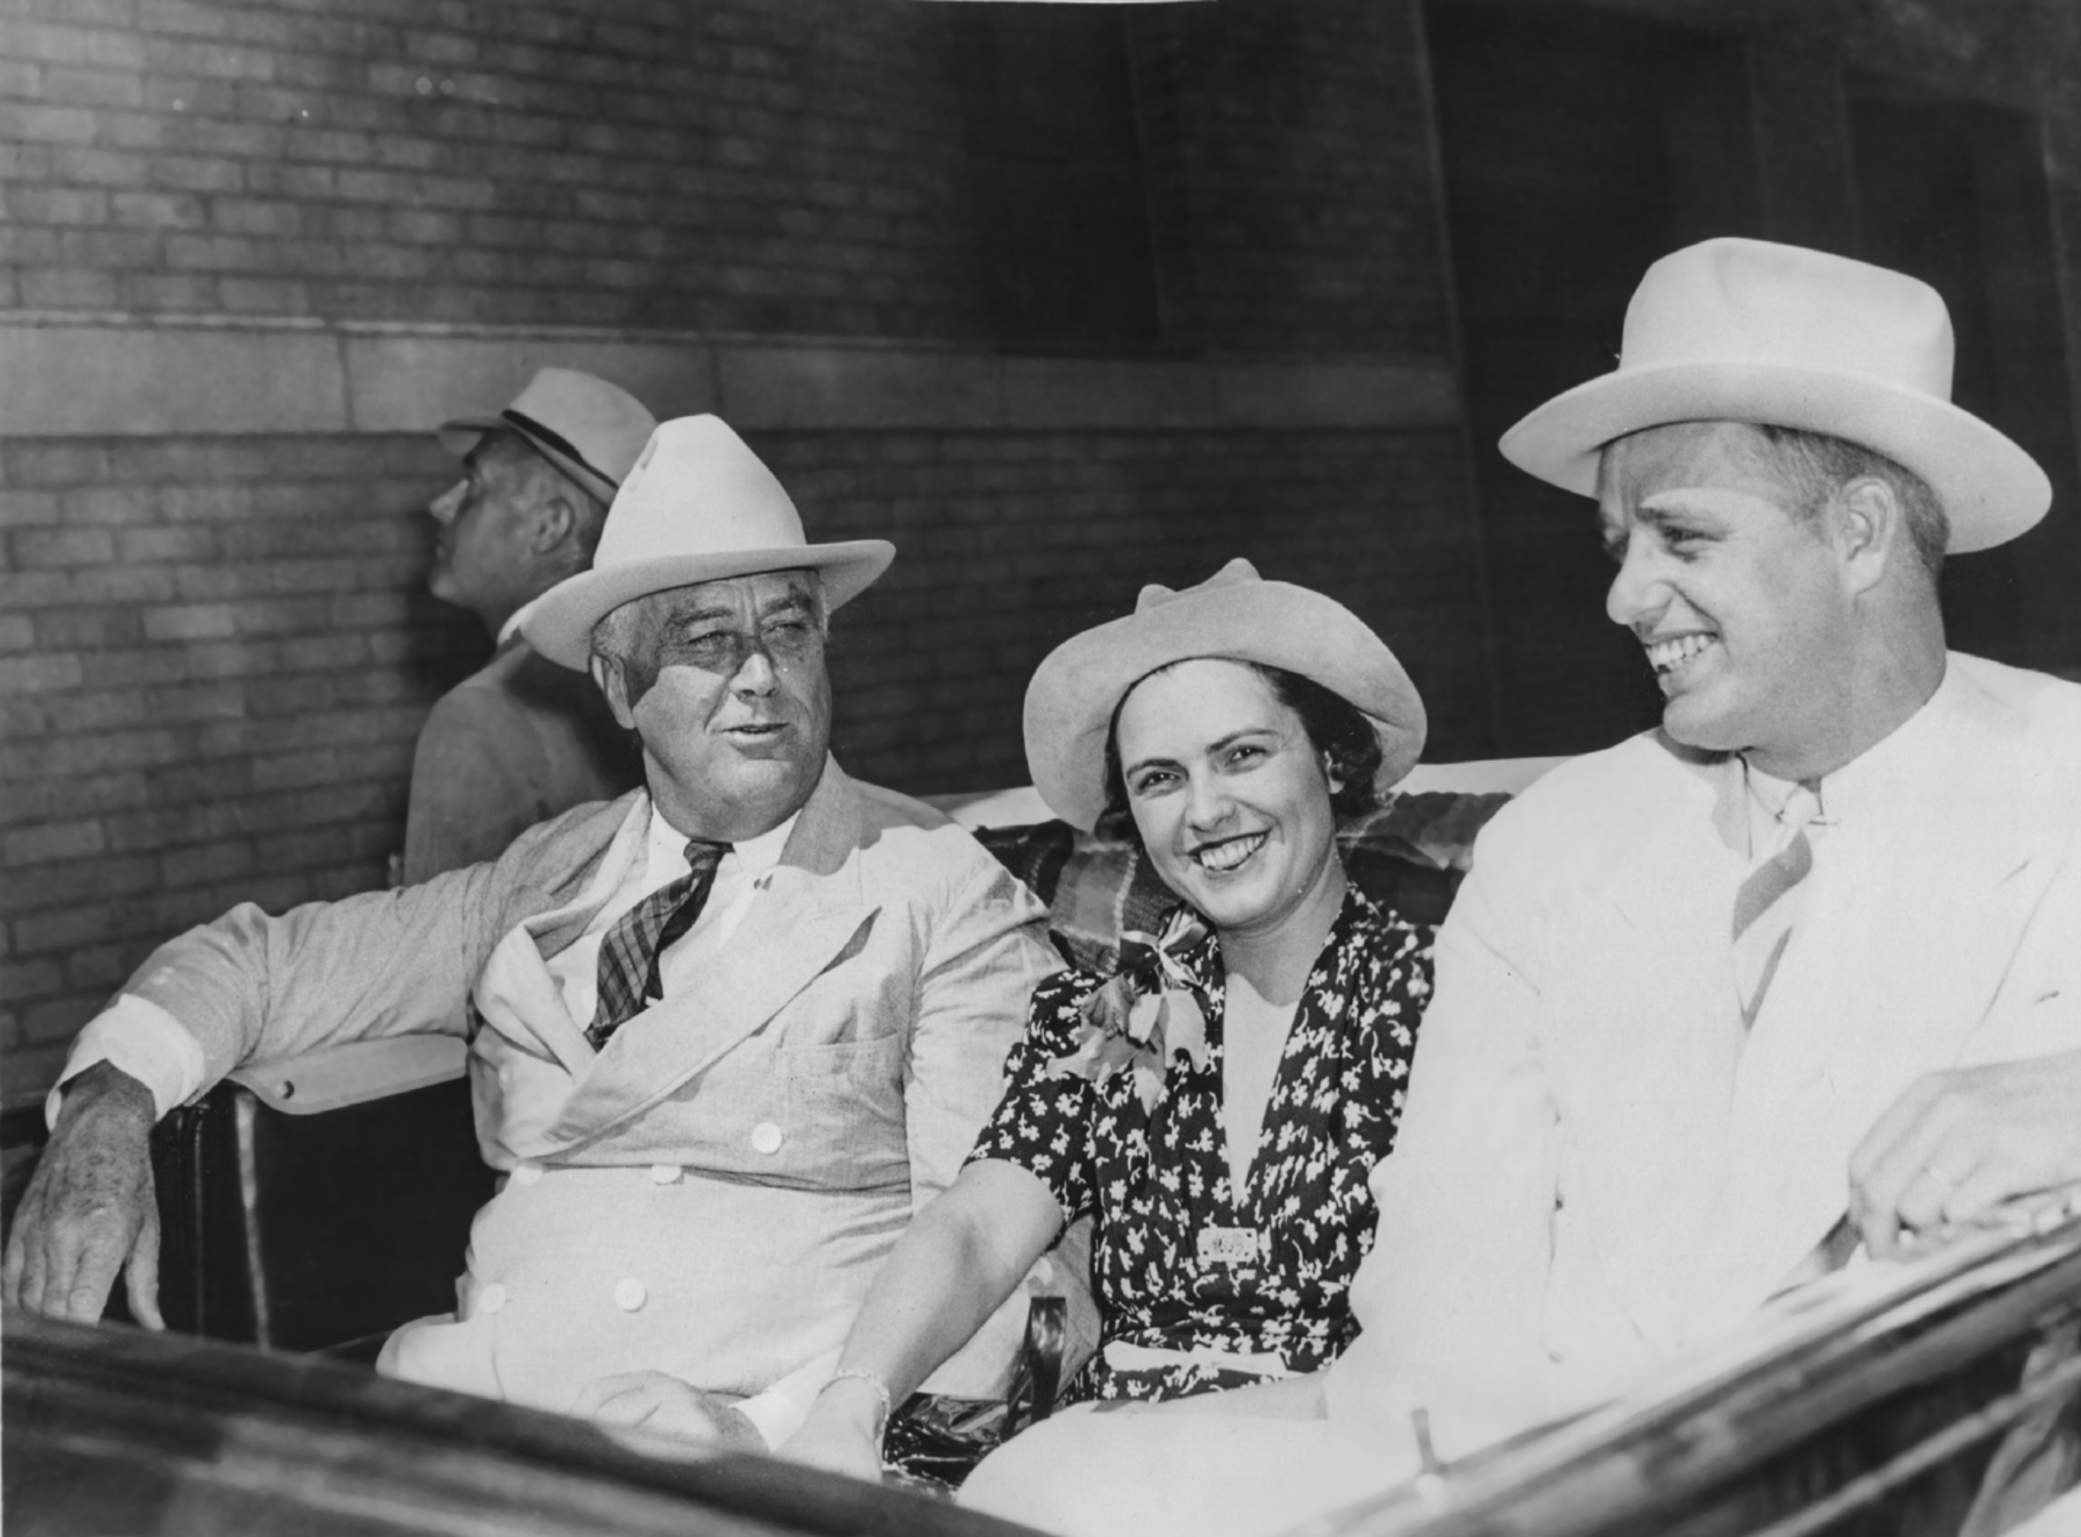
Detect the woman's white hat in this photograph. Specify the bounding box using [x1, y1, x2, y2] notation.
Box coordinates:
[438, 367, 657, 507]
[1498, 238, 2050, 553]
[1023, 558, 1427, 832]
[522, 415, 894, 669]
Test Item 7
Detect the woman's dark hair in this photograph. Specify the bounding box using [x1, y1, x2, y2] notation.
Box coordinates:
[1099, 660, 1384, 836]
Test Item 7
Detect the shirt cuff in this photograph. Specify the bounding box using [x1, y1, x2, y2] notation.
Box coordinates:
[734, 1346, 843, 1451]
[46, 994, 207, 1129]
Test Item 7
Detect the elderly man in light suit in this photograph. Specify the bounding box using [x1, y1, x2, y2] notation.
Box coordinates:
[953, 240, 2081, 1537]
[6, 415, 1062, 1448]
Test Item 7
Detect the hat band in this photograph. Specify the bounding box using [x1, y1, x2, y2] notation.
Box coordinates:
[501, 409, 618, 490]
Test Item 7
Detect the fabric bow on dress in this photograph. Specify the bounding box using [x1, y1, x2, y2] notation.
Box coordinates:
[1047, 907, 1213, 1113]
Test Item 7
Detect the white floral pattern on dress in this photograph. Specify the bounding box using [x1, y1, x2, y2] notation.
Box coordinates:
[969, 885, 1433, 1403]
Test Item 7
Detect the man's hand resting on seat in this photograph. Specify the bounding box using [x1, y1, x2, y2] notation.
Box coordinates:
[574, 1370, 766, 1453]
[3, 1061, 163, 1328]
[1850, 1049, 2081, 1259]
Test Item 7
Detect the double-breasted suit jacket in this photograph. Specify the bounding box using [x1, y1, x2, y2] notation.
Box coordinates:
[120, 759, 1061, 1412]
[1326, 654, 2081, 1457]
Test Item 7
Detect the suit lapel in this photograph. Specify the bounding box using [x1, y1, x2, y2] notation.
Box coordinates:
[543, 759, 881, 1152]
[470, 794, 650, 1076]
[1693, 668, 2043, 1331]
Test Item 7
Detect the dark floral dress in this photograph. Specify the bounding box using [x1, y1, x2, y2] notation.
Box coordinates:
[967, 885, 1433, 1403]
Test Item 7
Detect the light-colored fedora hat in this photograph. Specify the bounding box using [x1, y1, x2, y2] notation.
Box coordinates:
[1499, 237, 2049, 553]
[438, 367, 657, 507]
[1023, 558, 1427, 832]
[522, 414, 895, 669]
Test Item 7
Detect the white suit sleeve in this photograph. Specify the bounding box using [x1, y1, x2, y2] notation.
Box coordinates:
[902, 848, 1063, 1399]
[45, 994, 207, 1128]
[1325, 796, 1568, 1457]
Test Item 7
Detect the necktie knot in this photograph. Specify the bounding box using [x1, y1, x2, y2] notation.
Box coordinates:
[1777, 784, 1822, 834]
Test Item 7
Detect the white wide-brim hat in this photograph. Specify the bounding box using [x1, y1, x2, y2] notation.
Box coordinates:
[438, 366, 657, 507]
[522, 415, 894, 669]
[1023, 558, 1427, 832]
[1499, 238, 2050, 553]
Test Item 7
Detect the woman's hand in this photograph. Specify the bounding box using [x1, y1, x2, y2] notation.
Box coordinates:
[572, 1370, 764, 1453]
[777, 1377, 886, 1480]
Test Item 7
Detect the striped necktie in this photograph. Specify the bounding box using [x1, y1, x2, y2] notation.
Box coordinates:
[1731, 779, 1822, 1031]
[586, 838, 731, 1048]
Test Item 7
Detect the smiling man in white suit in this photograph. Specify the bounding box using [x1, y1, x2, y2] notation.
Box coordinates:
[6, 415, 1063, 1450]
[954, 240, 2081, 1537]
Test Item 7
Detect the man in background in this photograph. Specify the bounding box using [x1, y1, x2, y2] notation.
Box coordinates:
[402, 367, 652, 882]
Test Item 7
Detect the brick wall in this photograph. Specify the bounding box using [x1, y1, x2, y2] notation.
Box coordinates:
[2, 0, 989, 335]
[9, 0, 2081, 1113]
[1131, 2, 1454, 358]
[783, 426, 1486, 783]
[0, 0, 1459, 350]
[1, 422, 1481, 1098]
[1, 0, 1477, 1106]
[0, 432, 475, 1092]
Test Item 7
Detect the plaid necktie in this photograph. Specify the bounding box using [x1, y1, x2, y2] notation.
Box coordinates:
[586, 838, 730, 1048]
[1731, 780, 1822, 1031]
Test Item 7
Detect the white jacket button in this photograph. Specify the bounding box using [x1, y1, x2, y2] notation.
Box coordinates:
[648, 1164, 681, 1185]
[751, 1122, 784, 1155]
[511, 1164, 543, 1187]
[614, 1278, 647, 1312]
[478, 1284, 507, 1316]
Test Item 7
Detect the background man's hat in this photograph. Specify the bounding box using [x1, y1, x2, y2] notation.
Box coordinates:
[1023, 558, 1427, 832]
[1498, 237, 2050, 553]
[522, 415, 894, 669]
[438, 367, 657, 506]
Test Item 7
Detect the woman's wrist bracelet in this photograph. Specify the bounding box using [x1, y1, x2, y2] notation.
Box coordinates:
[821, 1368, 894, 1434]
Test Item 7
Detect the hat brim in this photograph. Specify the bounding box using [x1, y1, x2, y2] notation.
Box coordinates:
[521, 542, 896, 669]
[1498, 361, 2049, 554]
[1023, 581, 1427, 832]
[439, 414, 622, 509]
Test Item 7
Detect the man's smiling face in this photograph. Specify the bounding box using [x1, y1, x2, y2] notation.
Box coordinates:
[593, 569, 832, 841]
[1599, 420, 1858, 764]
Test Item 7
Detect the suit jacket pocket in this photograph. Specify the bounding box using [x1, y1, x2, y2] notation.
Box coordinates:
[611, 1033, 911, 1192]
[774, 1034, 911, 1191]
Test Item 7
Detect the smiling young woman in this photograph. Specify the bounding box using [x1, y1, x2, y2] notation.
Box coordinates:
[778, 560, 1437, 1482]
